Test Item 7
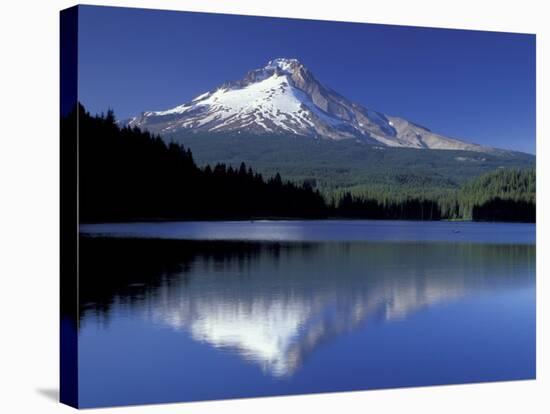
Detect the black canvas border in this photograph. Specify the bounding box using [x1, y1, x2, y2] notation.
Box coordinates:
[60, 5, 79, 408]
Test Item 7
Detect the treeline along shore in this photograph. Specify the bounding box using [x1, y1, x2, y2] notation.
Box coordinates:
[67, 105, 535, 223]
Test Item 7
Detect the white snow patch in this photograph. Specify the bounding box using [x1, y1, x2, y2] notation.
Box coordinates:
[148, 72, 342, 134]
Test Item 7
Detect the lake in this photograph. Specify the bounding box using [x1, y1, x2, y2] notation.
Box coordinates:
[78, 220, 536, 407]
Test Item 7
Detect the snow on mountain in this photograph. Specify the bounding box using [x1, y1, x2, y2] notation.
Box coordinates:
[126, 58, 487, 151]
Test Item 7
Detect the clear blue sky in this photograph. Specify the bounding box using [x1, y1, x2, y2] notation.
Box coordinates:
[78, 5, 536, 154]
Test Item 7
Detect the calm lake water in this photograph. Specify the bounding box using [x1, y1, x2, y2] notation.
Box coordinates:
[78, 220, 535, 407]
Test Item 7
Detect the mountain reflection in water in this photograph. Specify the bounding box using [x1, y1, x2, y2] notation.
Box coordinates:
[80, 237, 534, 378]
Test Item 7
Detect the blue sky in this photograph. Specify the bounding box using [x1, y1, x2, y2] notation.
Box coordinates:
[78, 5, 536, 154]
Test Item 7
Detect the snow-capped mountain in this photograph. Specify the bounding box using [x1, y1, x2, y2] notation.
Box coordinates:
[127, 58, 486, 151]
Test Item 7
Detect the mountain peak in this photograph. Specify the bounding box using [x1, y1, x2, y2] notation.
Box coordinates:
[265, 58, 303, 73]
[126, 59, 488, 152]
[236, 58, 306, 88]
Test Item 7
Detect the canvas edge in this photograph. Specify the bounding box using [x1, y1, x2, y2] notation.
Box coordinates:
[60, 4, 79, 409]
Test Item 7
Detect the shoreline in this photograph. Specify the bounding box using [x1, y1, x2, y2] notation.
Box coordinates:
[79, 217, 536, 225]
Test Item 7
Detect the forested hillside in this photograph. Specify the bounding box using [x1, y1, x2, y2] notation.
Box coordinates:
[172, 132, 535, 198]
[332, 168, 535, 222]
[70, 105, 326, 222]
[459, 169, 535, 221]
[68, 105, 535, 223]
